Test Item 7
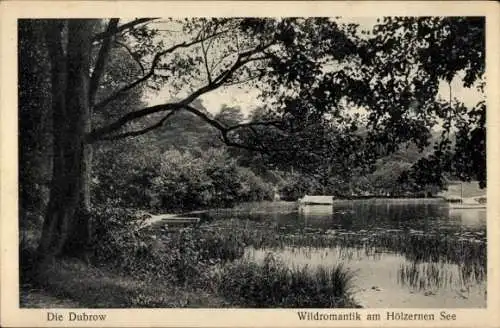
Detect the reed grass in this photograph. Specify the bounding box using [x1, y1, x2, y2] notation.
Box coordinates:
[216, 253, 359, 308]
[195, 218, 486, 293]
[196, 219, 486, 270]
[397, 261, 486, 290]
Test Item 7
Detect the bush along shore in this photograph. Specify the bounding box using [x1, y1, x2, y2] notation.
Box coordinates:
[217, 253, 359, 308]
[20, 207, 361, 308]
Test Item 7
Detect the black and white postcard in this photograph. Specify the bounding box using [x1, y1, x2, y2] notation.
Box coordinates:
[1, 1, 499, 327]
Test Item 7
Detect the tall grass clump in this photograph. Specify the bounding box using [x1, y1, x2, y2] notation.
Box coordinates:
[217, 253, 359, 308]
[89, 207, 246, 289]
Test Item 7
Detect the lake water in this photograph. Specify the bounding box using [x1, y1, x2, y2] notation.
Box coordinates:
[206, 199, 487, 308]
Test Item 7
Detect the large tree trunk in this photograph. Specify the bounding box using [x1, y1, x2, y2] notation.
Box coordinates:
[37, 20, 95, 261]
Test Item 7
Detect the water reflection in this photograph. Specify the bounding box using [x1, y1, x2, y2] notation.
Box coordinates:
[299, 204, 333, 215]
[448, 208, 486, 227]
[296, 200, 485, 231]
[206, 199, 487, 307]
[244, 246, 486, 308]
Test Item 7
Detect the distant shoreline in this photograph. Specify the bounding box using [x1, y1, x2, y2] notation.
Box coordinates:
[334, 196, 443, 200]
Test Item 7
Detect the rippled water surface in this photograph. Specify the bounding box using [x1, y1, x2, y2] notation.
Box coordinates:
[207, 199, 487, 308]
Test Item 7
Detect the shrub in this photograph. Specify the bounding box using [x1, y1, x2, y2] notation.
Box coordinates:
[217, 252, 358, 308]
[88, 207, 247, 289]
[89, 206, 157, 273]
[92, 146, 276, 212]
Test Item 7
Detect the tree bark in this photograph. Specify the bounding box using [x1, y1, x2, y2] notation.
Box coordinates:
[37, 20, 96, 261]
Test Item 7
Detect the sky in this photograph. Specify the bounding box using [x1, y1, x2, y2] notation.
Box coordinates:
[144, 17, 483, 117]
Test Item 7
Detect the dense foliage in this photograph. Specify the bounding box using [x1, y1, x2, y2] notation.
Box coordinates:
[93, 145, 275, 211]
[361, 17, 486, 188]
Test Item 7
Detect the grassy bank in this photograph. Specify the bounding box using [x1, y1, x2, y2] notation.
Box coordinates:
[21, 250, 357, 308]
[20, 209, 359, 308]
[22, 258, 231, 308]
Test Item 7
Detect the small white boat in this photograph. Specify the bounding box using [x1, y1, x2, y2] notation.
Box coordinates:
[444, 182, 486, 210]
[448, 196, 486, 210]
[298, 195, 334, 205]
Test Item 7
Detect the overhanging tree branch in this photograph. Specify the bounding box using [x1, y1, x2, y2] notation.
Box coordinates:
[211, 43, 274, 86]
[225, 120, 283, 132]
[183, 105, 290, 153]
[199, 21, 214, 84]
[92, 28, 231, 112]
[222, 72, 265, 87]
[200, 33, 212, 84]
[87, 103, 181, 143]
[183, 105, 266, 152]
[183, 104, 227, 130]
[92, 18, 157, 41]
[115, 40, 145, 74]
[98, 110, 176, 141]
[88, 38, 276, 143]
[89, 18, 119, 106]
